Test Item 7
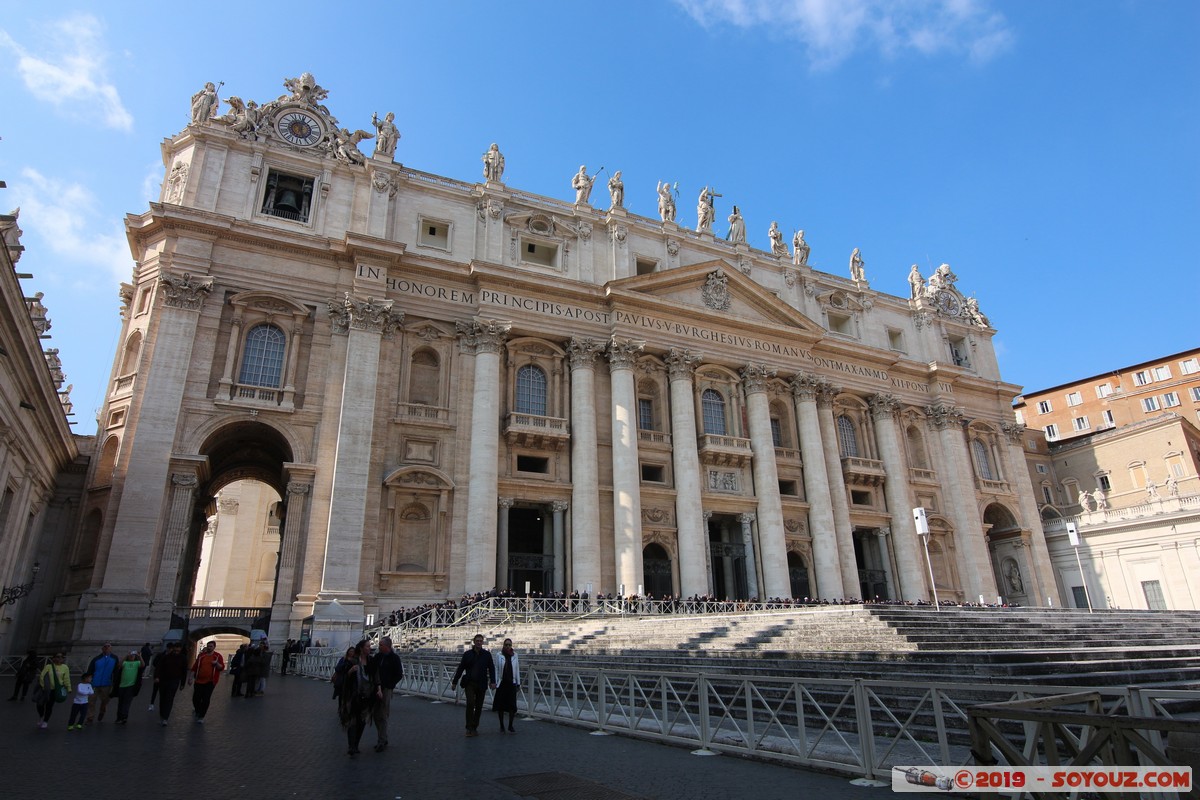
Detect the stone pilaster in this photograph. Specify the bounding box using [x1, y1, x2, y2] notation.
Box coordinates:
[151, 458, 207, 606]
[568, 337, 606, 593]
[1001, 422, 1057, 604]
[275, 465, 314, 642]
[925, 403, 997, 599]
[607, 337, 646, 594]
[740, 363, 789, 598]
[665, 348, 708, 597]
[875, 527, 898, 600]
[318, 296, 403, 605]
[737, 512, 759, 598]
[868, 393, 926, 601]
[551, 500, 568, 593]
[457, 318, 511, 591]
[497, 498, 514, 590]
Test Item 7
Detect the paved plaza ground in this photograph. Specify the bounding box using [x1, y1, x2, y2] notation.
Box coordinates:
[3, 670, 890, 799]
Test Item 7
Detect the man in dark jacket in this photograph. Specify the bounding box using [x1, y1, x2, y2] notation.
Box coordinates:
[450, 634, 495, 737]
[368, 636, 403, 752]
[153, 641, 189, 725]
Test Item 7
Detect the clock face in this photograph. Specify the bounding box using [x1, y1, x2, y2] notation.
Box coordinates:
[935, 289, 962, 316]
[276, 111, 323, 147]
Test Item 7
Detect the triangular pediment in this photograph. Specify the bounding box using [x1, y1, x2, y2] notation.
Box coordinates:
[606, 259, 824, 337]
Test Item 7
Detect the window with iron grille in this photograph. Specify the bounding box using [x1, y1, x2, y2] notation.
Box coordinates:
[515, 364, 547, 416]
[238, 324, 286, 387]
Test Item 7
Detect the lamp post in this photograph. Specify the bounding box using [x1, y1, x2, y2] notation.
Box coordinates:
[1065, 521, 1093, 613]
[0, 562, 40, 606]
[912, 508, 940, 611]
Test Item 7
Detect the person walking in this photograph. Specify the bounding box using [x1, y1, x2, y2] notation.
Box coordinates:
[8, 649, 38, 702]
[242, 639, 266, 698]
[153, 641, 188, 726]
[338, 639, 378, 757]
[35, 652, 70, 729]
[450, 634, 495, 737]
[368, 636, 403, 752]
[228, 644, 247, 697]
[188, 640, 225, 723]
[84, 643, 120, 724]
[113, 650, 144, 724]
[67, 672, 93, 730]
[491, 638, 520, 733]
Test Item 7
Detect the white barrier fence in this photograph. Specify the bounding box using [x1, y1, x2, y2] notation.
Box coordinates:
[294, 653, 1199, 783]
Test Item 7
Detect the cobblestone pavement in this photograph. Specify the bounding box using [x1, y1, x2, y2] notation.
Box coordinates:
[3, 674, 888, 800]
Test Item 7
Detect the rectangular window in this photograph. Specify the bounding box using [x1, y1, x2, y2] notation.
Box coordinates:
[828, 312, 853, 336]
[1182, 358, 1200, 375]
[1041, 485, 1053, 504]
[1044, 424, 1059, 441]
[887, 328, 905, 352]
[770, 418, 783, 448]
[521, 238, 558, 267]
[417, 217, 451, 250]
[1163, 392, 1181, 408]
[948, 335, 970, 368]
[1036, 463, 1048, 474]
[1071, 586, 1089, 609]
[1014, 409, 1025, 425]
[778, 480, 798, 496]
[1066, 391, 1082, 407]
[637, 398, 654, 431]
[1142, 397, 1161, 412]
[516, 455, 549, 474]
[1191, 387, 1200, 402]
[1154, 365, 1171, 381]
[1134, 370, 1150, 386]
[1141, 580, 1167, 611]
[640, 464, 665, 483]
[850, 489, 872, 506]
[1098, 474, 1111, 491]
[1095, 383, 1112, 398]
[635, 257, 658, 276]
[1101, 409, 1115, 427]
[1072, 416, 1090, 432]
[1037, 401, 1053, 414]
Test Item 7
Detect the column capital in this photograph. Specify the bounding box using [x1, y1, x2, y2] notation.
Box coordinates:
[172, 472, 200, 489]
[606, 336, 645, 371]
[328, 293, 405, 337]
[551, 500, 569, 513]
[737, 512, 756, 525]
[1000, 421, 1027, 444]
[159, 272, 214, 310]
[498, 497, 515, 509]
[567, 337, 606, 370]
[790, 371, 834, 403]
[286, 481, 312, 496]
[868, 393, 901, 419]
[457, 317, 512, 354]
[925, 402, 965, 431]
[740, 363, 777, 394]
[702, 510, 713, 521]
[665, 348, 703, 380]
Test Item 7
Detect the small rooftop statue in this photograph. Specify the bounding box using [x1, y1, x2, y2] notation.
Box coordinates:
[482, 143, 505, 182]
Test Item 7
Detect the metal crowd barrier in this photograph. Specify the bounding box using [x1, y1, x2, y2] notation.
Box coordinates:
[294, 653, 1199, 787]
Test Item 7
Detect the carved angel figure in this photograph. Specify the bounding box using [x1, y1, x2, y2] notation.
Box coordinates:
[331, 128, 373, 165]
[222, 96, 262, 139]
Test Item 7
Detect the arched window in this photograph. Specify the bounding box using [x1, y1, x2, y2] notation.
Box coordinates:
[701, 389, 727, 435]
[972, 439, 995, 480]
[120, 331, 142, 375]
[836, 415, 859, 458]
[96, 436, 120, 485]
[515, 364, 547, 416]
[238, 324, 286, 388]
[408, 349, 440, 405]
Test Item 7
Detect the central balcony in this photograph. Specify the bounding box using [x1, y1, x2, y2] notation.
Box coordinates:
[505, 412, 570, 451]
[841, 456, 887, 487]
[698, 434, 753, 468]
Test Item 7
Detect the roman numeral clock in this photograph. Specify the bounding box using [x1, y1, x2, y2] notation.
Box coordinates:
[276, 110, 323, 147]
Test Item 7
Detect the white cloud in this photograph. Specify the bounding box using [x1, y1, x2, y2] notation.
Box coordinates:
[0, 13, 133, 131]
[11, 168, 132, 285]
[674, 0, 1013, 69]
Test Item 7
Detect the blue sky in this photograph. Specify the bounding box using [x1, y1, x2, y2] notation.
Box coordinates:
[1, 1, 1196, 436]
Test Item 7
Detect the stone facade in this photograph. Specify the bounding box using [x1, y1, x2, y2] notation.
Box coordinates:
[0, 199, 86, 655]
[45, 75, 1056, 649]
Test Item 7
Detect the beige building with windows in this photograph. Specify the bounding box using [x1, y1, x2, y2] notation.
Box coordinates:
[40, 74, 1060, 650]
[1016, 355, 1200, 610]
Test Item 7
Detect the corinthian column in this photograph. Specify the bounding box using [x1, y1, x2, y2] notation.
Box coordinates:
[740, 363, 789, 598]
[868, 394, 925, 601]
[607, 337, 646, 594]
[567, 337, 606, 593]
[815, 383, 859, 597]
[551, 500, 568, 592]
[738, 513, 759, 598]
[152, 466, 204, 605]
[925, 403, 997, 598]
[666, 348, 708, 597]
[457, 318, 511, 591]
[1001, 422, 1056, 605]
[790, 373, 843, 599]
[273, 469, 314, 640]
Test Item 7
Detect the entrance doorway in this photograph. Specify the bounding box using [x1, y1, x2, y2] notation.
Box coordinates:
[707, 515, 748, 600]
[642, 543, 673, 598]
[852, 529, 889, 601]
[506, 506, 552, 594]
[787, 551, 810, 599]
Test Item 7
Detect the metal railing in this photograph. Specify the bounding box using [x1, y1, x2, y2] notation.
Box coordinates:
[293, 654, 1200, 784]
